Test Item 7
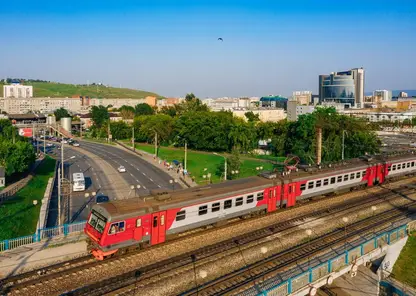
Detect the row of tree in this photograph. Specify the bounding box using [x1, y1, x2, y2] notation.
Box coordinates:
[83, 93, 380, 164]
[0, 120, 36, 177]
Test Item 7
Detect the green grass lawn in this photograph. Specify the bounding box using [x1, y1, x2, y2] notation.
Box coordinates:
[392, 234, 416, 287]
[82, 137, 116, 145]
[0, 81, 161, 99]
[126, 142, 275, 183]
[0, 157, 56, 241]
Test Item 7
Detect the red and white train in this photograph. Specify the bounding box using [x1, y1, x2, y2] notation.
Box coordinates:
[84, 153, 416, 260]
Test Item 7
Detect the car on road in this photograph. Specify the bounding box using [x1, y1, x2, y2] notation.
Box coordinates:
[61, 139, 68, 144]
[46, 143, 54, 147]
[69, 141, 80, 147]
[117, 166, 126, 173]
[96, 195, 110, 204]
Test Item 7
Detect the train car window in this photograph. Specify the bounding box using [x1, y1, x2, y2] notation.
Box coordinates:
[161, 215, 165, 226]
[224, 199, 232, 209]
[337, 176, 342, 182]
[246, 195, 254, 203]
[330, 177, 336, 184]
[212, 202, 221, 212]
[344, 175, 349, 181]
[236, 197, 243, 206]
[198, 205, 208, 215]
[362, 171, 366, 177]
[153, 217, 158, 227]
[109, 221, 126, 234]
[176, 210, 186, 221]
[392, 165, 396, 171]
[397, 164, 401, 170]
[257, 193, 264, 201]
[300, 184, 306, 191]
[407, 163, 411, 168]
[136, 218, 142, 227]
[387, 166, 391, 172]
[323, 179, 329, 186]
[288, 186, 292, 193]
[412, 162, 415, 167]
[356, 172, 361, 178]
[316, 180, 322, 187]
[308, 182, 314, 189]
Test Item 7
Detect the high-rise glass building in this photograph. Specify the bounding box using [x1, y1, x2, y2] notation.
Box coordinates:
[319, 68, 364, 108]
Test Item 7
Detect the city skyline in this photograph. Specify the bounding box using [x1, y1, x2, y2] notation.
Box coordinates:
[1, 0, 415, 98]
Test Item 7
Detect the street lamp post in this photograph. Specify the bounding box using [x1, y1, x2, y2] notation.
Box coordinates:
[371, 206, 377, 235]
[169, 179, 178, 191]
[213, 153, 227, 181]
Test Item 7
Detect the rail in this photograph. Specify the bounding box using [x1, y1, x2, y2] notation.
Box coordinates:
[0, 221, 86, 253]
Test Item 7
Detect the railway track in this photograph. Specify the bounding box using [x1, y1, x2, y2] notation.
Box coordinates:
[114, 202, 415, 296]
[179, 205, 414, 296]
[1, 181, 414, 295]
[63, 185, 416, 296]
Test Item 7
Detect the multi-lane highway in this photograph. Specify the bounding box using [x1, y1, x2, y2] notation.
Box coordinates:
[40, 139, 181, 224]
[78, 140, 181, 193]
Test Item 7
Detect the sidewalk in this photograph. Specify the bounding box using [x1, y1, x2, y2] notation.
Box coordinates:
[115, 142, 198, 188]
[0, 234, 87, 279]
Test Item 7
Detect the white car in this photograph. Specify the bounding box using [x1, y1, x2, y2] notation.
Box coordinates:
[46, 143, 54, 147]
[61, 140, 68, 144]
[72, 142, 80, 147]
[118, 166, 126, 173]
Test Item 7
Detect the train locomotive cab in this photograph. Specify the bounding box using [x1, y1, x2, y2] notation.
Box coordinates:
[85, 202, 152, 260]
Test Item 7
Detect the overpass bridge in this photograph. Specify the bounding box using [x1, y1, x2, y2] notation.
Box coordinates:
[235, 221, 415, 296]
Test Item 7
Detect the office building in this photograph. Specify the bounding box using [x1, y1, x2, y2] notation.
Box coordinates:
[373, 90, 392, 102]
[399, 91, 408, 98]
[287, 100, 315, 121]
[292, 91, 312, 105]
[259, 96, 288, 110]
[319, 68, 365, 108]
[232, 109, 286, 122]
[3, 84, 33, 98]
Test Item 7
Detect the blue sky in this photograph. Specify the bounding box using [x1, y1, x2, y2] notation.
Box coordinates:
[1, 0, 415, 97]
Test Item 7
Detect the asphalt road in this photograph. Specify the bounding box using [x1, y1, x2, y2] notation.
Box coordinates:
[78, 140, 181, 194]
[40, 141, 108, 224]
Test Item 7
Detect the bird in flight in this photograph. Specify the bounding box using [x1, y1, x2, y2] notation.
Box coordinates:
[218, 38, 223, 41]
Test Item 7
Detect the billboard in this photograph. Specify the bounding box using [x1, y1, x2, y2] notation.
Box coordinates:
[19, 128, 33, 137]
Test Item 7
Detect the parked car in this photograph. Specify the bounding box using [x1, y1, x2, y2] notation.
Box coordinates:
[61, 139, 68, 144]
[70, 141, 80, 147]
[117, 166, 126, 173]
[46, 143, 54, 147]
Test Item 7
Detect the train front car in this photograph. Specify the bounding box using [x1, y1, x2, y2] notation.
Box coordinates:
[84, 201, 151, 260]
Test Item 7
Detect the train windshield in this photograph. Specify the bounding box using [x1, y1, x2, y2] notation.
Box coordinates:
[88, 210, 107, 233]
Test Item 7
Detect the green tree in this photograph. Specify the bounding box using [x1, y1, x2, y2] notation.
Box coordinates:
[91, 105, 109, 128]
[216, 149, 241, 180]
[245, 111, 260, 122]
[119, 105, 135, 119]
[135, 103, 154, 115]
[110, 121, 131, 140]
[54, 107, 70, 121]
[160, 105, 178, 117]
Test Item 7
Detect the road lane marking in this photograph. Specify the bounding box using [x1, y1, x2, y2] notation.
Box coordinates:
[157, 185, 161, 188]
[142, 172, 146, 176]
[149, 178, 153, 182]
[143, 186, 147, 189]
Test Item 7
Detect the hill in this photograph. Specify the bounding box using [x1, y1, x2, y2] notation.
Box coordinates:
[0, 81, 162, 99]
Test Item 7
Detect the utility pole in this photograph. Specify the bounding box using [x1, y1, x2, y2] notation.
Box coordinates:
[58, 167, 61, 226]
[107, 120, 110, 143]
[154, 132, 158, 157]
[184, 141, 187, 171]
[342, 130, 345, 160]
[132, 126, 135, 151]
[43, 129, 46, 155]
[224, 157, 227, 181]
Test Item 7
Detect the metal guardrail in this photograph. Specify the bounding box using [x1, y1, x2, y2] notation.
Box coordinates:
[0, 221, 86, 253]
[236, 225, 409, 296]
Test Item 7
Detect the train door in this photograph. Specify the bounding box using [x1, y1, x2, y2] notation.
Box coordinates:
[150, 211, 167, 245]
[133, 217, 143, 241]
[367, 166, 377, 187]
[375, 163, 386, 184]
[267, 187, 277, 213]
[286, 183, 297, 207]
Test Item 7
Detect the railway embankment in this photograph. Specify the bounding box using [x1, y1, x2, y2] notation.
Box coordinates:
[4, 178, 416, 296]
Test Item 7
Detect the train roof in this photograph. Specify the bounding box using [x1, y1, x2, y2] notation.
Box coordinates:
[92, 176, 274, 221]
[92, 152, 416, 222]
